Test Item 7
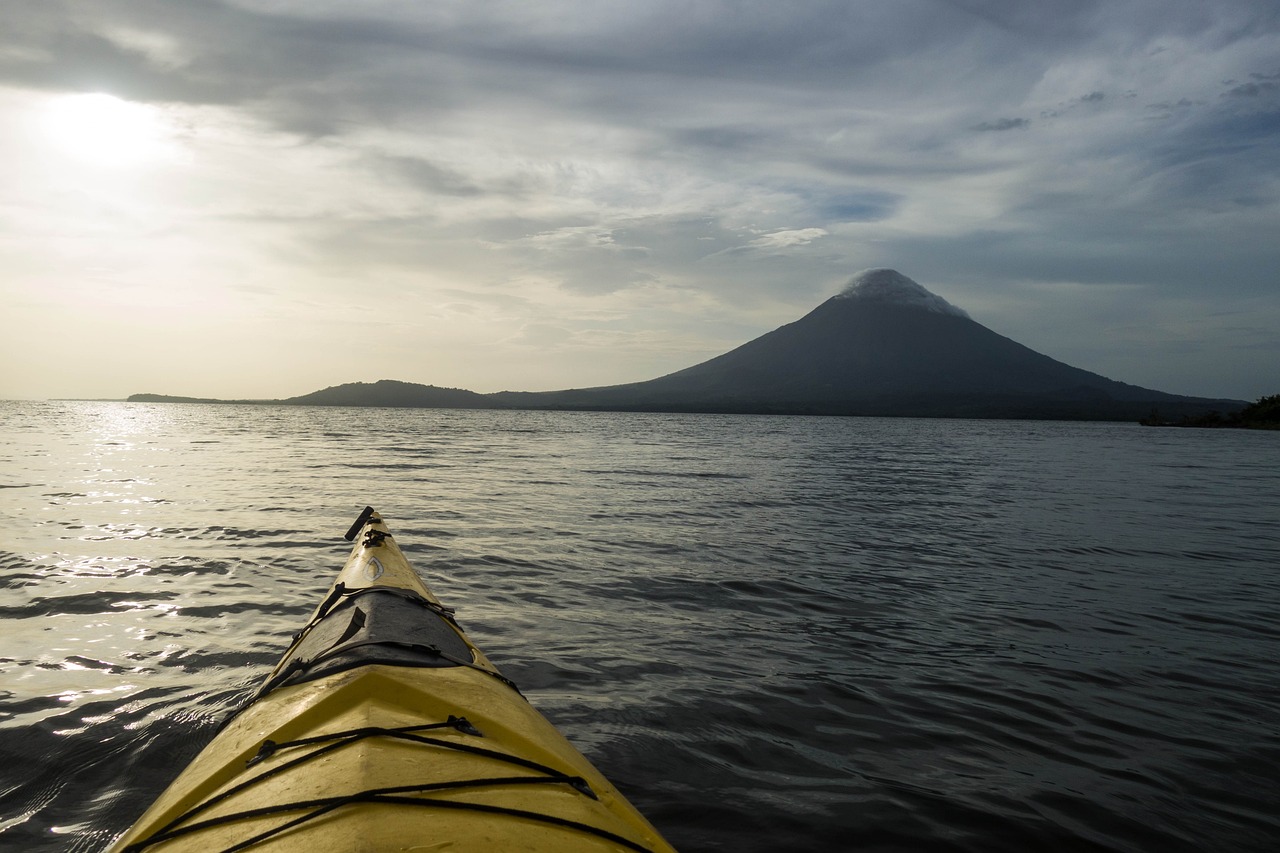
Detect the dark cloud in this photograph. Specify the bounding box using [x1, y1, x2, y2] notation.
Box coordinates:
[0, 1, 1072, 132]
[818, 193, 900, 222]
[1146, 98, 1196, 113]
[369, 156, 491, 199]
[1223, 79, 1278, 98]
[667, 126, 773, 153]
[929, 0, 1105, 39]
[973, 117, 1031, 131]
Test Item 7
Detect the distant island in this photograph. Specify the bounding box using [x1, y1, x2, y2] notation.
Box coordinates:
[128, 270, 1259, 423]
[127, 394, 239, 404]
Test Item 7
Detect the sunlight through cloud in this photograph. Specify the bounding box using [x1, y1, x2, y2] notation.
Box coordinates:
[43, 93, 178, 168]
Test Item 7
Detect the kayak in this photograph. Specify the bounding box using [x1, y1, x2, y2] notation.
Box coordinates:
[109, 507, 676, 852]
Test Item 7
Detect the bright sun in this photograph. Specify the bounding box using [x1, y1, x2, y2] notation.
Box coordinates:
[43, 92, 175, 167]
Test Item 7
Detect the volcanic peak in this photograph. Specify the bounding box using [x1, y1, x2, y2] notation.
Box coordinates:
[837, 268, 969, 319]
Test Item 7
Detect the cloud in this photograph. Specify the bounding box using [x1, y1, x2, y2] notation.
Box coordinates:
[1223, 72, 1280, 98]
[747, 228, 829, 250]
[837, 268, 970, 318]
[509, 322, 573, 347]
[973, 117, 1031, 131]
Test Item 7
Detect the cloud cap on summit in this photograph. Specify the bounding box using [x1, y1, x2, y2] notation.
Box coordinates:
[838, 270, 970, 319]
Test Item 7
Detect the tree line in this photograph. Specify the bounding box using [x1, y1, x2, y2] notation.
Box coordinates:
[1141, 394, 1280, 429]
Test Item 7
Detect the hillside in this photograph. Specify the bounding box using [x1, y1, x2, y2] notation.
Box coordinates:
[281, 380, 490, 408]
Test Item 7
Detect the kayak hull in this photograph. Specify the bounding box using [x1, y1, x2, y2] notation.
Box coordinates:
[109, 510, 674, 853]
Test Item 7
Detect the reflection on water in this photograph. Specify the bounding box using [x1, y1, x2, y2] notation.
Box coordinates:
[1, 402, 1279, 852]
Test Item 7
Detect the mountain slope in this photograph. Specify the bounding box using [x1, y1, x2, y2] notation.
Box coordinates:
[492, 270, 1244, 418]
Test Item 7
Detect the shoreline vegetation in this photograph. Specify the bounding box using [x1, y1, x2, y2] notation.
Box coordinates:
[1140, 394, 1280, 430]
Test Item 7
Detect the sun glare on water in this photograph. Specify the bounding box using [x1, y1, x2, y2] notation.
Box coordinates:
[43, 92, 177, 167]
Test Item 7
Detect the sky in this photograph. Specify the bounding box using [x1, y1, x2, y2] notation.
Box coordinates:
[1, 1, 1277, 402]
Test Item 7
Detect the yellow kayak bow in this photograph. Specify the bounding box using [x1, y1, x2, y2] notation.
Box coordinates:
[109, 507, 676, 852]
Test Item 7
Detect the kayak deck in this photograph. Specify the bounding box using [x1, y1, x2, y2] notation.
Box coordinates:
[109, 508, 675, 852]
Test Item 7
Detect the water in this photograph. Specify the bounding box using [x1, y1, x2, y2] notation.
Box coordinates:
[1, 401, 1278, 852]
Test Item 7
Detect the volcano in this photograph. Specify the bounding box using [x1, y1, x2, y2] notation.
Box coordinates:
[492, 269, 1243, 419]
[132, 270, 1245, 420]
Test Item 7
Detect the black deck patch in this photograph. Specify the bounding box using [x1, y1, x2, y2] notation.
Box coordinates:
[272, 588, 473, 690]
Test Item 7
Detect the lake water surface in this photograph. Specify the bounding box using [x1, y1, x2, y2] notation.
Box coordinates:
[1, 401, 1278, 851]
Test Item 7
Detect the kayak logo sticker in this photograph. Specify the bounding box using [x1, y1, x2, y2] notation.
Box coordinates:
[363, 556, 384, 581]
